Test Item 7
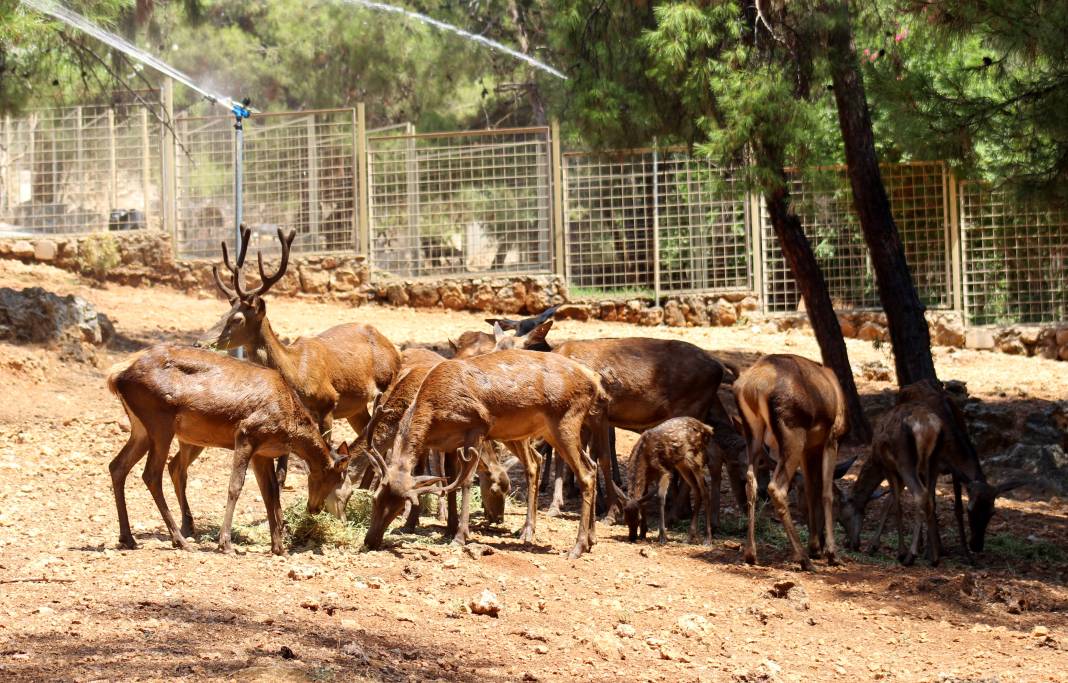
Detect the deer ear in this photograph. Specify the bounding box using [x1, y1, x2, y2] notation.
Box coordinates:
[525, 319, 554, 347]
[493, 322, 506, 344]
[337, 441, 351, 457]
[485, 318, 502, 328]
[448, 338, 459, 353]
[995, 478, 1028, 494]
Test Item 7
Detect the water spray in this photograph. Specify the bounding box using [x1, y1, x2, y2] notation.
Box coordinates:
[22, 0, 253, 267]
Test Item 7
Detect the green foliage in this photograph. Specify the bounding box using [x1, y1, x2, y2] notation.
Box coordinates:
[76, 233, 121, 278]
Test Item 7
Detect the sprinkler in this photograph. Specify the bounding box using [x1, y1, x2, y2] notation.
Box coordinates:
[228, 98, 252, 360]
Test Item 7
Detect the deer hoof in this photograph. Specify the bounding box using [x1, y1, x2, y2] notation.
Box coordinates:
[899, 552, 915, 566]
[798, 557, 815, 572]
[271, 545, 287, 556]
[518, 528, 535, 544]
[743, 551, 757, 566]
[217, 541, 236, 555]
[117, 536, 139, 550]
[825, 552, 841, 567]
[568, 544, 585, 560]
[545, 506, 562, 518]
[172, 537, 193, 551]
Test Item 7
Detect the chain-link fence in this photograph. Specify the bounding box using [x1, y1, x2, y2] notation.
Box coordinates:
[0, 98, 160, 235]
[563, 149, 751, 299]
[961, 183, 1068, 326]
[760, 161, 951, 313]
[367, 127, 552, 278]
[174, 109, 357, 259]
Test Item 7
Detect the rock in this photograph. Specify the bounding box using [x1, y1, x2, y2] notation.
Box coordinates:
[663, 301, 686, 327]
[675, 613, 712, 637]
[681, 295, 709, 326]
[768, 580, 810, 609]
[0, 287, 113, 354]
[495, 282, 526, 314]
[33, 240, 57, 261]
[615, 623, 637, 638]
[856, 321, 887, 342]
[554, 304, 590, 321]
[861, 360, 893, 382]
[298, 267, 331, 294]
[385, 282, 410, 307]
[332, 267, 360, 292]
[286, 565, 320, 581]
[591, 633, 623, 661]
[988, 444, 1066, 493]
[408, 282, 440, 308]
[12, 240, 34, 258]
[638, 305, 664, 327]
[1032, 625, 1050, 637]
[713, 298, 738, 326]
[469, 283, 496, 311]
[341, 642, 369, 663]
[623, 299, 645, 324]
[928, 313, 966, 347]
[837, 316, 857, 338]
[966, 328, 996, 349]
[463, 543, 494, 560]
[597, 300, 618, 322]
[997, 337, 1026, 355]
[439, 281, 467, 310]
[468, 589, 501, 617]
[231, 661, 311, 682]
[738, 295, 760, 313]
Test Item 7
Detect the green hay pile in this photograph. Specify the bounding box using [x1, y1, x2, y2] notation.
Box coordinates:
[283, 490, 376, 549]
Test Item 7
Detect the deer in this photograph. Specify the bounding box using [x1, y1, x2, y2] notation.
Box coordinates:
[733, 354, 847, 570]
[486, 320, 749, 523]
[107, 344, 351, 555]
[361, 349, 608, 558]
[330, 347, 530, 538]
[621, 417, 718, 545]
[844, 379, 1024, 563]
[448, 307, 558, 359]
[193, 226, 400, 517]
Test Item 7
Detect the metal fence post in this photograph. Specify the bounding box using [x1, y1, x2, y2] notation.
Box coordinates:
[306, 115, 321, 244]
[355, 103, 370, 257]
[161, 78, 177, 241]
[405, 123, 421, 276]
[946, 165, 963, 315]
[652, 143, 661, 302]
[2, 114, 11, 212]
[107, 108, 118, 211]
[748, 190, 766, 312]
[141, 107, 151, 227]
[550, 119, 566, 279]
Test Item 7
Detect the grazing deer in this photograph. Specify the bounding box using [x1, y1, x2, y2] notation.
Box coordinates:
[867, 402, 946, 565]
[487, 321, 748, 521]
[107, 344, 351, 555]
[194, 226, 399, 509]
[846, 379, 1024, 563]
[733, 354, 847, 570]
[362, 349, 607, 558]
[621, 417, 718, 545]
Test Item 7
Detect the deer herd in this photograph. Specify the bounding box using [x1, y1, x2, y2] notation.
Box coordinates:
[107, 228, 1025, 569]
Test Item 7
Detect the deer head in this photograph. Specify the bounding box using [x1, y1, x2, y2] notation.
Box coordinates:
[966, 478, 1027, 552]
[492, 319, 554, 352]
[479, 451, 519, 524]
[306, 441, 353, 516]
[362, 446, 458, 550]
[197, 226, 296, 350]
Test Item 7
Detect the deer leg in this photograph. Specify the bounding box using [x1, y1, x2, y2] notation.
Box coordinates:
[767, 429, 809, 571]
[168, 443, 204, 539]
[546, 454, 566, 517]
[251, 456, 285, 555]
[140, 426, 190, 550]
[952, 475, 973, 564]
[549, 425, 595, 559]
[925, 463, 942, 566]
[820, 441, 840, 565]
[218, 439, 254, 554]
[866, 488, 894, 555]
[537, 442, 553, 493]
[592, 422, 621, 524]
[681, 467, 705, 545]
[706, 444, 723, 535]
[656, 471, 672, 545]
[108, 421, 151, 550]
[799, 457, 823, 560]
[432, 451, 448, 524]
[744, 459, 760, 565]
[513, 441, 541, 544]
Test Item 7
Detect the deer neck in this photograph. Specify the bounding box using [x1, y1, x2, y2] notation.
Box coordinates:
[256, 318, 302, 386]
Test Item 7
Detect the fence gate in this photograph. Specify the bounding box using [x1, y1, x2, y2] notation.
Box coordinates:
[366, 127, 553, 279]
[172, 108, 359, 259]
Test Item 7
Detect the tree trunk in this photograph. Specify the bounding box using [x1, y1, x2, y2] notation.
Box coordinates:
[759, 145, 872, 443]
[825, 1, 938, 386]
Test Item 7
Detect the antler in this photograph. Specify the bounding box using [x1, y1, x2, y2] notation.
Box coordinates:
[239, 227, 296, 300]
[212, 224, 251, 300]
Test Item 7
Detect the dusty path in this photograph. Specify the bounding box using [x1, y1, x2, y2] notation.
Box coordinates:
[0, 259, 1065, 682]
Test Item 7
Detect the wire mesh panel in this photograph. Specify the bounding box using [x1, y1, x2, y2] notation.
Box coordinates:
[174, 109, 357, 259]
[367, 127, 552, 278]
[564, 151, 656, 298]
[564, 150, 750, 299]
[761, 161, 951, 313]
[657, 153, 749, 294]
[961, 184, 1068, 325]
[0, 100, 160, 235]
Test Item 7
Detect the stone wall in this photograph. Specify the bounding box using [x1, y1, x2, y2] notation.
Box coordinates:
[2, 230, 1065, 359]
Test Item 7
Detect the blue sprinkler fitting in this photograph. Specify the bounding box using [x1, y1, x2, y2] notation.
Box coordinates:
[231, 101, 252, 120]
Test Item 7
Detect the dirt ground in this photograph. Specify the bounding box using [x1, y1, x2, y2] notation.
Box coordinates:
[0, 258, 1065, 683]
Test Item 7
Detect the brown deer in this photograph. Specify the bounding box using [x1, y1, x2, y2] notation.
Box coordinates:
[487, 321, 748, 521]
[362, 349, 607, 558]
[107, 344, 351, 555]
[621, 417, 718, 545]
[845, 379, 1024, 563]
[193, 226, 399, 513]
[733, 354, 847, 570]
[867, 402, 946, 565]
